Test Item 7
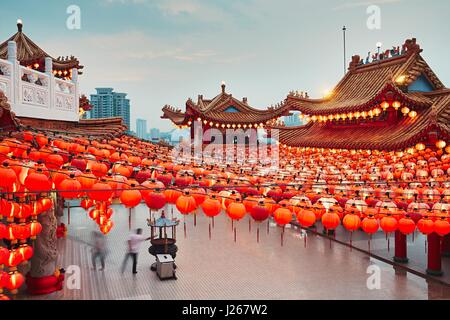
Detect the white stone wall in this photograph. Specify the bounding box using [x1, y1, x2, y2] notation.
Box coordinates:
[0, 41, 79, 122]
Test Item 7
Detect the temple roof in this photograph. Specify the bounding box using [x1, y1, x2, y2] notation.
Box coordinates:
[162, 83, 289, 125]
[18, 117, 127, 139]
[276, 90, 450, 150]
[284, 38, 444, 115]
[0, 21, 83, 74]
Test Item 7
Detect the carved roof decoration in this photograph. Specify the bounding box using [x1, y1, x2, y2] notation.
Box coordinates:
[0, 21, 83, 74]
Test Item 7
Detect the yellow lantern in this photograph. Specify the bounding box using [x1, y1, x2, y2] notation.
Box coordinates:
[392, 101, 401, 110]
[415, 143, 426, 151]
[445, 145, 450, 154]
[401, 106, 410, 115]
[436, 140, 446, 149]
[381, 101, 390, 110]
[408, 110, 417, 118]
[311, 115, 317, 122]
[374, 108, 381, 115]
[361, 111, 367, 118]
[328, 114, 334, 120]
[354, 111, 361, 119]
[341, 113, 347, 120]
[335, 114, 341, 120]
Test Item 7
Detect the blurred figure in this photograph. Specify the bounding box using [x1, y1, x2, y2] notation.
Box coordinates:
[91, 231, 107, 271]
[121, 228, 150, 274]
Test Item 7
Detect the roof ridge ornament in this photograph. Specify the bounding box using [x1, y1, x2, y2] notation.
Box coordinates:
[17, 19, 23, 32]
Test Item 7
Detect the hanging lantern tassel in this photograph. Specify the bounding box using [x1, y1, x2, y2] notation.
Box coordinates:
[249, 219, 251, 233]
[304, 230, 307, 248]
[368, 234, 372, 254]
[412, 231, 415, 243]
[281, 226, 285, 247]
[234, 226, 237, 243]
[231, 219, 234, 232]
[387, 233, 390, 252]
[350, 232, 353, 251]
[267, 220, 270, 234]
[194, 210, 197, 227]
[425, 238, 427, 254]
[212, 216, 215, 229]
[128, 208, 132, 230]
[67, 202, 70, 225]
[257, 226, 260, 243]
[184, 216, 187, 239]
[171, 207, 173, 220]
[208, 221, 212, 240]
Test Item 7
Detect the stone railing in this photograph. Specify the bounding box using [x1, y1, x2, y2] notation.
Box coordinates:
[0, 40, 79, 122]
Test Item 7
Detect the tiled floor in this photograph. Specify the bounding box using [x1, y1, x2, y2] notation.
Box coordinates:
[19, 204, 450, 300]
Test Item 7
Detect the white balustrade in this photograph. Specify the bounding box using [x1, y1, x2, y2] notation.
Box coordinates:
[0, 40, 79, 122]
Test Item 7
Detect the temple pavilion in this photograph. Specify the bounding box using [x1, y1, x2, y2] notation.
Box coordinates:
[162, 38, 450, 151]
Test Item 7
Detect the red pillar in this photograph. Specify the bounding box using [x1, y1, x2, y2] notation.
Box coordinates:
[427, 232, 443, 276]
[393, 230, 408, 263]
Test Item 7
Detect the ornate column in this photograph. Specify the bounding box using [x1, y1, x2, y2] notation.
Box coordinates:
[29, 205, 58, 277]
[26, 195, 65, 295]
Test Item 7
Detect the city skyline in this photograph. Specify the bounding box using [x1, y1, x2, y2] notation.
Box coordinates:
[1, 0, 448, 132]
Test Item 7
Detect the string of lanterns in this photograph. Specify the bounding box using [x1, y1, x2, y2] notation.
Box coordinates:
[299, 100, 418, 123]
[0, 127, 448, 299]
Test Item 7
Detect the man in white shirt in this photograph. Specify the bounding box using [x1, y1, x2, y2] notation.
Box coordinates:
[121, 228, 150, 274]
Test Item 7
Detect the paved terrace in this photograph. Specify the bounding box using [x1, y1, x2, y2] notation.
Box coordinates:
[18, 204, 450, 300]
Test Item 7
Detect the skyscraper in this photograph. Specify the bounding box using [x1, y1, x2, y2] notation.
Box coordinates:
[136, 119, 147, 139]
[90, 88, 131, 131]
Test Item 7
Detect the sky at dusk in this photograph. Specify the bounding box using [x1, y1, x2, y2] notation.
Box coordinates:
[1, 0, 449, 131]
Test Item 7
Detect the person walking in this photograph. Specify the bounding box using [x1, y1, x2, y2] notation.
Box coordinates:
[121, 228, 150, 274]
[91, 231, 107, 271]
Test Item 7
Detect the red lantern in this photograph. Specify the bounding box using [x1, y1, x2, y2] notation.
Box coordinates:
[398, 217, 416, 235]
[417, 218, 434, 235]
[189, 188, 207, 206]
[91, 162, 108, 178]
[46, 153, 64, 169]
[226, 201, 246, 221]
[29, 220, 42, 239]
[164, 189, 182, 204]
[0, 223, 5, 239]
[18, 245, 34, 261]
[6, 271, 25, 294]
[6, 250, 22, 268]
[343, 214, 361, 232]
[0, 247, 9, 265]
[120, 186, 142, 208]
[59, 176, 82, 199]
[176, 193, 197, 215]
[380, 216, 398, 233]
[24, 169, 52, 192]
[297, 209, 316, 227]
[80, 199, 94, 210]
[250, 202, 271, 222]
[361, 217, 379, 234]
[88, 180, 113, 202]
[321, 212, 340, 230]
[434, 219, 450, 237]
[144, 191, 167, 210]
[201, 197, 222, 218]
[273, 207, 293, 225]
[0, 163, 17, 191]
